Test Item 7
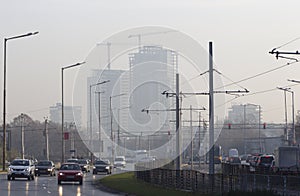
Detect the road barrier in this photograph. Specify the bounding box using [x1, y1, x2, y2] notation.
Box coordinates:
[135, 164, 300, 195]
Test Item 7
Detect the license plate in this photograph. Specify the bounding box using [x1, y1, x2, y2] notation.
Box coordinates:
[66, 176, 74, 179]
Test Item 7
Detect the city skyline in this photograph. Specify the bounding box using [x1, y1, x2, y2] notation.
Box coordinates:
[1, 0, 300, 124]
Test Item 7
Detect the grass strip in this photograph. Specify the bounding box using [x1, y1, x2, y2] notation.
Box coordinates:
[99, 172, 199, 196]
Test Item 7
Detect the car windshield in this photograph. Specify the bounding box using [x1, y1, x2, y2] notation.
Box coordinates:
[11, 160, 29, 166]
[261, 156, 274, 164]
[95, 160, 107, 165]
[67, 159, 78, 163]
[60, 164, 81, 170]
[37, 161, 51, 166]
[78, 160, 87, 164]
[115, 158, 124, 162]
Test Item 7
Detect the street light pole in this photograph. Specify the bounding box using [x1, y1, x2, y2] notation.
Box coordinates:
[2, 31, 38, 170]
[109, 93, 126, 163]
[61, 62, 85, 163]
[277, 87, 291, 143]
[89, 80, 109, 159]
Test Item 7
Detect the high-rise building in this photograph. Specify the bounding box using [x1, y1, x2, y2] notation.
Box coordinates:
[228, 104, 261, 125]
[128, 46, 177, 136]
[49, 103, 82, 128]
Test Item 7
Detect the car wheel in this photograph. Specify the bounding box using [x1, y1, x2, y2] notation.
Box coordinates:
[28, 176, 31, 181]
[35, 173, 37, 177]
[12, 177, 15, 180]
[79, 180, 83, 185]
[31, 175, 34, 180]
[58, 180, 61, 185]
[7, 176, 10, 181]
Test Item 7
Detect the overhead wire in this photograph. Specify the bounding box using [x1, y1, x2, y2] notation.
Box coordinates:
[215, 60, 299, 90]
[273, 37, 300, 50]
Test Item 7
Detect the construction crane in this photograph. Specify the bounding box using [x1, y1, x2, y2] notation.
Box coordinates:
[128, 30, 176, 51]
[97, 42, 135, 70]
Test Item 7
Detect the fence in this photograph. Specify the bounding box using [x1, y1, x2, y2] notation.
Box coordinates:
[135, 165, 300, 195]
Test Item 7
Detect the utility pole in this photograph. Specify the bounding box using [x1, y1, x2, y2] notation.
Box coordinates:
[176, 73, 181, 170]
[198, 112, 201, 168]
[208, 41, 214, 175]
[95, 91, 103, 157]
[44, 117, 49, 160]
[277, 87, 290, 142]
[190, 105, 194, 170]
[21, 113, 25, 159]
[243, 104, 247, 154]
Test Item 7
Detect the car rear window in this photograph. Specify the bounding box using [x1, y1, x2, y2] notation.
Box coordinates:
[38, 161, 51, 166]
[260, 156, 274, 163]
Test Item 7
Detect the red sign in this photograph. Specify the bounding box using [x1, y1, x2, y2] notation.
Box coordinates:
[64, 132, 69, 140]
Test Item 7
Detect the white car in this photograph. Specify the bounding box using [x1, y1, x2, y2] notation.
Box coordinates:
[114, 156, 126, 168]
[7, 159, 35, 181]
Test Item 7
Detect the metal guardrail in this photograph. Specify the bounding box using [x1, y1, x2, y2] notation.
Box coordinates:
[135, 164, 300, 195]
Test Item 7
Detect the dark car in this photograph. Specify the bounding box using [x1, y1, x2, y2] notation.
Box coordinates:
[77, 159, 90, 172]
[256, 155, 274, 168]
[35, 160, 56, 176]
[57, 163, 83, 185]
[93, 160, 112, 175]
[228, 157, 241, 165]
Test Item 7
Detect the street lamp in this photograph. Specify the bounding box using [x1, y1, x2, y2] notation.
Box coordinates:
[89, 80, 109, 159]
[288, 79, 299, 145]
[61, 62, 85, 163]
[246, 103, 262, 153]
[2, 31, 39, 171]
[109, 93, 126, 162]
[277, 87, 294, 144]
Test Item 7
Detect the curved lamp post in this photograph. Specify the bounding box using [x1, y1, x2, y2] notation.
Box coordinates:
[61, 62, 85, 163]
[2, 31, 38, 171]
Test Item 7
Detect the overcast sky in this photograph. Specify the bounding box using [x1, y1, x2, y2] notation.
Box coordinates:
[1, 0, 300, 124]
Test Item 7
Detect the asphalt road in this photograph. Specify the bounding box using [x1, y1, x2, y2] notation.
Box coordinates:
[0, 171, 120, 196]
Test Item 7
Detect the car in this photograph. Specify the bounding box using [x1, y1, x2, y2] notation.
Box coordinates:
[57, 163, 83, 185]
[7, 159, 35, 181]
[139, 156, 156, 163]
[114, 156, 126, 168]
[35, 160, 56, 176]
[228, 156, 241, 165]
[93, 159, 113, 174]
[77, 159, 90, 172]
[66, 158, 79, 164]
[256, 154, 274, 168]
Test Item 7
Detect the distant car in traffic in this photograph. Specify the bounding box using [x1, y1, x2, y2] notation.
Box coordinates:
[7, 159, 35, 181]
[66, 158, 79, 164]
[256, 154, 274, 168]
[228, 157, 241, 165]
[35, 160, 56, 176]
[57, 163, 83, 185]
[77, 159, 90, 173]
[114, 156, 126, 168]
[93, 159, 112, 174]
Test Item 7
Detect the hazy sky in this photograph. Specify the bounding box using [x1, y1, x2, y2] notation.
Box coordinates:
[1, 0, 300, 124]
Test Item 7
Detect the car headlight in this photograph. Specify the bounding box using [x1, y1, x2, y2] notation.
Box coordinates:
[59, 172, 64, 176]
[105, 166, 109, 169]
[76, 172, 82, 176]
[25, 168, 30, 172]
[35, 168, 39, 171]
[47, 168, 52, 171]
[8, 167, 12, 172]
